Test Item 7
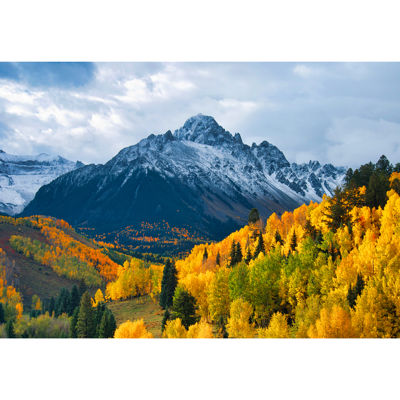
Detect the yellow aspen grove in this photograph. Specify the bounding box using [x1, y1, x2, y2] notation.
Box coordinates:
[186, 320, 214, 338]
[226, 298, 255, 338]
[308, 305, 355, 338]
[162, 319, 188, 338]
[257, 312, 289, 338]
[114, 319, 153, 338]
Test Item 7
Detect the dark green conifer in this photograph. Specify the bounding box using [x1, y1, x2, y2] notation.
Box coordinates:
[6, 320, 15, 338]
[290, 231, 297, 252]
[70, 307, 79, 338]
[160, 259, 178, 309]
[0, 303, 5, 324]
[76, 291, 96, 338]
[236, 242, 243, 263]
[171, 286, 199, 329]
[275, 230, 283, 245]
[248, 208, 260, 225]
[253, 232, 265, 259]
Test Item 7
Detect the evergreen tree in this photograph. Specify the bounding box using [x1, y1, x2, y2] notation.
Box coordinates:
[253, 232, 265, 259]
[70, 307, 79, 338]
[70, 285, 81, 313]
[48, 297, 55, 316]
[347, 274, 365, 309]
[216, 251, 221, 266]
[76, 291, 96, 338]
[229, 241, 237, 267]
[248, 208, 260, 225]
[160, 259, 178, 309]
[274, 230, 283, 245]
[6, 320, 15, 338]
[98, 308, 116, 338]
[0, 303, 5, 324]
[366, 172, 389, 208]
[160, 259, 171, 309]
[161, 309, 171, 333]
[106, 309, 117, 338]
[95, 303, 106, 337]
[304, 220, 316, 239]
[376, 154, 392, 175]
[78, 279, 88, 297]
[290, 231, 297, 252]
[202, 248, 208, 263]
[236, 242, 243, 263]
[55, 288, 71, 317]
[171, 286, 199, 329]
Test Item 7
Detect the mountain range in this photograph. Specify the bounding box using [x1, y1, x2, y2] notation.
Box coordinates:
[21, 114, 346, 247]
[0, 150, 82, 215]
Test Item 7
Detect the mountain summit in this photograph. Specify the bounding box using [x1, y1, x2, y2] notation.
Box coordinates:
[22, 115, 346, 247]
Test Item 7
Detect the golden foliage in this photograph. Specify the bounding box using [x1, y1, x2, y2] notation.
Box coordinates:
[114, 319, 153, 338]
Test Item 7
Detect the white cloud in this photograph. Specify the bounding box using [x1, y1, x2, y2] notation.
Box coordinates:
[0, 82, 43, 104]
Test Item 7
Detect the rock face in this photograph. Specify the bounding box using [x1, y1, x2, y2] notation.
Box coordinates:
[0, 150, 83, 215]
[22, 114, 346, 240]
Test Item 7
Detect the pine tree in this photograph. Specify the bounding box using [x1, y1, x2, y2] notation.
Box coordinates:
[203, 248, 208, 263]
[98, 308, 117, 338]
[171, 286, 199, 329]
[160, 259, 178, 309]
[48, 297, 55, 316]
[253, 232, 265, 259]
[106, 309, 117, 338]
[0, 303, 5, 324]
[70, 307, 79, 338]
[160, 259, 171, 309]
[347, 274, 365, 309]
[55, 288, 71, 316]
[76, 291, 96, 338]
[70, 285, 81, 314]
[236, 242, 243, 263]
[79, 279, 87, 297]
[275, 230, 283, 245]
[6, 320, 15, 338]
[304, 219, 316, 239]
[290, 231, 297, 252]
[95, 303, 106, 337]
[216, 251, 221, 266]
[248, 208, 260, 225]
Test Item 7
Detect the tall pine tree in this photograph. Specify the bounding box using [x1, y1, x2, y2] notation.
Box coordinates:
[76, 291, 96, 338]
[253, 232, 265, 259]
[160, 259, 178, 309]
[171, 286, 199, 329]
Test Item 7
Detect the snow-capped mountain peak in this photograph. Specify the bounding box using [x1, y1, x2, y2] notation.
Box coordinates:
[0, 150, 82, 215]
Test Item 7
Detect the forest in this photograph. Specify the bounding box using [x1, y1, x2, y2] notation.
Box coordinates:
[1, 156, 400, 338]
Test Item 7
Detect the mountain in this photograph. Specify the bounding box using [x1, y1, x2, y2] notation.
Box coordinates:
[0, 150, 83, 215]
[22, 115, 346, 250]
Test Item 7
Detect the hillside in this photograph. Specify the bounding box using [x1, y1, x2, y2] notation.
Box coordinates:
[0, 215, 121, 309]
[156, 171, 400, 338]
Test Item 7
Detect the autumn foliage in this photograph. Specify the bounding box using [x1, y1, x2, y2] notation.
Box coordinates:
[165, 173, 400, 338]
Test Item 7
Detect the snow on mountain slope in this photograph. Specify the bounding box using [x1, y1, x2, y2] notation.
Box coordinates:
[0, 150, 83, 215]
[22, 114, 346, 242]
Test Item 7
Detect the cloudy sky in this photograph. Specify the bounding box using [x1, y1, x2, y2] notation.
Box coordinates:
[0, 62, 399, 168]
